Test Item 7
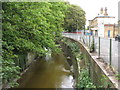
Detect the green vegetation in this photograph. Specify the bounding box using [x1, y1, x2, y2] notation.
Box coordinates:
[2, 2, 68, 87]
[64, 39, 80, 54]
[77, 68, 96, 88]
[63, 38, 114, 88]
[68, 42, 80, 53]
[115, 73, 120, 80]
[99, 74, 111, 88]
[77, 52, 84, 60]
[64, 4, 86, 32]
[2, 1, 86, 88]
[63, 38, 96, 88]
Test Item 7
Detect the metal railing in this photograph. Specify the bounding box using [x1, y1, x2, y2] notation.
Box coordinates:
[63, 33, 119, 71]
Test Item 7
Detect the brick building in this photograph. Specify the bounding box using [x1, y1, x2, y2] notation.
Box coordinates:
[89, 7, 118, 38]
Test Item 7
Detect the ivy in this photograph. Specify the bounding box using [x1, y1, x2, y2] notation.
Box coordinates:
[99, 74, 111, 88]
[77, 68, 96, 88]
[64, 39, 80, 54]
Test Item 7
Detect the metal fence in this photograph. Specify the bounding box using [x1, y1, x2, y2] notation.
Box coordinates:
[63, 33, 119, 71]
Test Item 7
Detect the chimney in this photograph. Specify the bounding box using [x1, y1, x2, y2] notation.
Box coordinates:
[100, 8, 103, 14]
[104, 7, 108, 16]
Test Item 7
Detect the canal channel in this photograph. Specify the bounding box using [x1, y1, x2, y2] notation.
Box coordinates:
[19, 52, 74, 88]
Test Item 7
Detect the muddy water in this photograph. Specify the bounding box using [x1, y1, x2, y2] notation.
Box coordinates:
[23, 53, 73, 88]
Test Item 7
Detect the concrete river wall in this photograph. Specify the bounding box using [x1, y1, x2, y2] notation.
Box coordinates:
[65, 37, 118, 88]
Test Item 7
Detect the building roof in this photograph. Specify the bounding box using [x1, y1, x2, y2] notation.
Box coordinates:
[104, 24, 118, 27]
[89, 7, 115, 22]
[96, 15, 115, 18]
[104, 24, 114, 26]
[91, 15, 115, 21]
[88, 15, 115, 22]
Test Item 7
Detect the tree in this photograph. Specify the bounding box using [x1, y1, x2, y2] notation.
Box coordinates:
[2, 2, 68, 87]
[64, 4, 86, 32]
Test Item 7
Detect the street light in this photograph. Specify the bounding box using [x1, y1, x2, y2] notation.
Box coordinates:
[76, 19, 78, 33]
[84, 25, 85, 35]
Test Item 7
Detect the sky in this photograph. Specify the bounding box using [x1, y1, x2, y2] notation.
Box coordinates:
[66, 0, 120, 26]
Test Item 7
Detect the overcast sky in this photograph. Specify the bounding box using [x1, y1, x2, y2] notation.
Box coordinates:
[66, 0, 119, 26]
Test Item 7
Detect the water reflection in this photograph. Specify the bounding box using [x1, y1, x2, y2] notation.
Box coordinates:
[23, 53, 73, 88]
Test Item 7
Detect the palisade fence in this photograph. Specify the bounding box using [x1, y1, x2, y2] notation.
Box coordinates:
[63, 33, 119, 71]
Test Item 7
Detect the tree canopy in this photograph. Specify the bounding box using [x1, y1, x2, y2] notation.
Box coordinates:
[2, 2, 86, 87]
[2, 2, 68, 87]
[64, 4, 86, 32]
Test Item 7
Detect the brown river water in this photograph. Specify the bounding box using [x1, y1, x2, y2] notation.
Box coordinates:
[21, 53, 74, 88]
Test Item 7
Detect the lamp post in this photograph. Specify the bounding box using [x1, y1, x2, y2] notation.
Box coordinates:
[113, 23, 115, 38]
[84, 25, 85, 35]
[76, 19, 78, 33]
[118, 20, 120, 34]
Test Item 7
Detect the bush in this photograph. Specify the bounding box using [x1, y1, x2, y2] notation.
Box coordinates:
[77, 68, 96, 88]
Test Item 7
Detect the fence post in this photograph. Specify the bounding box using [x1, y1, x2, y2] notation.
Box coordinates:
[80, 35, 81, 41]
[98, 37, 100, 58]
[83, 35, 85, 44]
[109, 39, 112, 66]
[89, 36, 90, 48]
[93, 36, 95, 51]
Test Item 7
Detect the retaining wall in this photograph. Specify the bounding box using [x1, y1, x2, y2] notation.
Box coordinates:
[65, 37, 118, 88]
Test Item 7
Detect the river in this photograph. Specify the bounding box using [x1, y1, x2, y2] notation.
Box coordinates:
[21, 53, 74, 88]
